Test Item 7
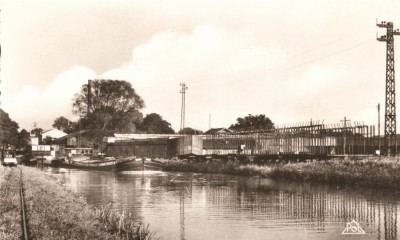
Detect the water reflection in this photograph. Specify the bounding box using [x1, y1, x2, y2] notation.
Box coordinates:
[44, 168, 400, 240]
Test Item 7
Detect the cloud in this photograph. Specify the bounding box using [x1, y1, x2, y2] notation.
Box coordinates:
[3, 0, 399, 132]
[2, 66, 96, 130]
[101, 25, 289, 130]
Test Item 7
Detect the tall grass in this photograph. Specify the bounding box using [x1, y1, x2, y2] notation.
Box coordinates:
[97, 204, 157, 240]
[164, 157, 400, 190]
[270, 157, 400, 190]
[163, 160, 272, 177]
[0, 166, 22, 240]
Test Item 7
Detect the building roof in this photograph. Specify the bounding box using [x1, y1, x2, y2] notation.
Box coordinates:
[41, 128, 68, 139]
[56, 130, 88, 140]
[203, 128, 233, 135]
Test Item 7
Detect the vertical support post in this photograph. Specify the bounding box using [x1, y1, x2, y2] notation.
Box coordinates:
[341, 117, 350, 155]
[378, 103, 381, 152]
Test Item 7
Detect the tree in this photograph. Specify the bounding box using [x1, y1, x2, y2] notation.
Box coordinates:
[0, 108, 19, 146]
[72, 80, 145, 148]
[52, 116, 74, 133]
[178, 127, 203, 135]
[30, 128, 43, 137]
[229, 114, 274, 132]
[43, 136, 54, 145]
[72, 79, 144, 132]
[17, 129, 30, 150]
[137, 113, 175, 134]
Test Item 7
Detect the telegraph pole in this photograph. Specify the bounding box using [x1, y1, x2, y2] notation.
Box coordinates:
[87, 80, 92, 116]
[180, 83, 188, 131]
[377, 21, 400, 156]
[341, 117, 351, 155]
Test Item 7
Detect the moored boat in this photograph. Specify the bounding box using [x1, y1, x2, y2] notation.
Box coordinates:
[114, 157, 164, 171]
[59, 158, 117, 171]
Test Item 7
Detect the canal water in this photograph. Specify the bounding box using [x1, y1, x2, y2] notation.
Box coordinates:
[45, 168, 399, 240]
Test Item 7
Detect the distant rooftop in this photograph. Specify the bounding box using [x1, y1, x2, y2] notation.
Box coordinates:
[203, 128, 233, 135]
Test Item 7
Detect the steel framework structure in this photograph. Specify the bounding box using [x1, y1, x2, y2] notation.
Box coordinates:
[377, 21, 400, 155]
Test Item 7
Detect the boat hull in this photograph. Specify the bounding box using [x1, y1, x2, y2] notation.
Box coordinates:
[114, 159, 164, 171]
[59, 159, 117, 171]
[33, 157, 164, 172]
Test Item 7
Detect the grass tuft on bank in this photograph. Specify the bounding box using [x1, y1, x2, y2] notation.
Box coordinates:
[163, 157, 400, 190]
[97, 204, 156, 240]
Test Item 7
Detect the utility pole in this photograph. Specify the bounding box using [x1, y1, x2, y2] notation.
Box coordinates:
[180, 83, 188, 131]
[377, 21, 400, 156]
[377, 103, 381, 152]
[340, 117, 351, 155]
[87, 80, 92, 116]
[208, 114, 211, 129]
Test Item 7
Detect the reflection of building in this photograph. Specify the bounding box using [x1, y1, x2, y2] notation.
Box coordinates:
[203, 179, 399, 239]
[52, 169, 399, 239]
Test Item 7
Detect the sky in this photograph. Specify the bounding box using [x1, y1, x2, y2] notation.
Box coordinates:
[1, 0, 400, 133]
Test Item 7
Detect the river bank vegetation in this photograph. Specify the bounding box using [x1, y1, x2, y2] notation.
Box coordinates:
[163, 157, 400, 191]
[0, 166, 157, 240]
[0, 166, 22, 239]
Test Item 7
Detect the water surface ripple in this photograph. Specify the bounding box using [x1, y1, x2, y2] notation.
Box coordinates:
[45, 168, 400, 240]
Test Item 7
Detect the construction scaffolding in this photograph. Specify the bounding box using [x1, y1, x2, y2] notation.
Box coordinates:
[202, 121, 380, 156]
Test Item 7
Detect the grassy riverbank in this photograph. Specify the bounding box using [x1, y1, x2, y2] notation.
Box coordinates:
[0, 166, 22, 239]
[0, 165, 157, 240]
[163, 157, 400, 190]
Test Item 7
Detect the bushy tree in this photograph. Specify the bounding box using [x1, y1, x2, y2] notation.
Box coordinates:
[72, 79, 145, 148]
[17, 129, 30, 149]
[137, 113, 175, 134]
[0, 109, 19, 146]
[178, 127, 203, 135]
[52, 116, 74, 133]
[72, 79, 144, 132]
[43, 136, 54, 145]
[229, 114, 274, 132]
[30, 128, 43, 137]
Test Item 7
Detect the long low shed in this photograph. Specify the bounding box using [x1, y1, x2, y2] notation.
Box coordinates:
[103, 135, 203, 159]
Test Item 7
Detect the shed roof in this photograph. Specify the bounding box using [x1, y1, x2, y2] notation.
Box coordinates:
[203, 128, 233, 135]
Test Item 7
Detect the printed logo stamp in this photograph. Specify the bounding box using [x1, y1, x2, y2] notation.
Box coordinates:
[342, 220, 365, 235]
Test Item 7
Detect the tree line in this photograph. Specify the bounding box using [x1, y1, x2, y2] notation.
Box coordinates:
[1, 79, 275, 149]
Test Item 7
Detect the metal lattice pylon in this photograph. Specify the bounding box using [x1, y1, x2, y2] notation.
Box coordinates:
[377, 21, 400, 155]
